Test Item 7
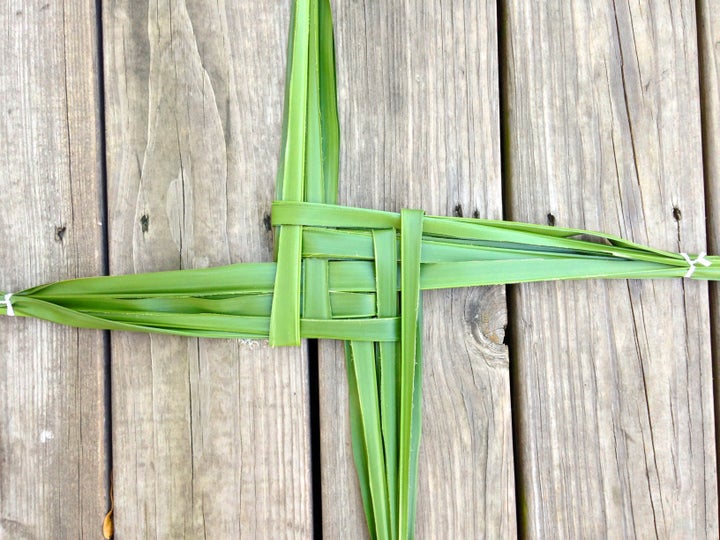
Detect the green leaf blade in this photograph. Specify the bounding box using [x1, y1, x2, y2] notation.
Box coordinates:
[398, 209, 424, 540]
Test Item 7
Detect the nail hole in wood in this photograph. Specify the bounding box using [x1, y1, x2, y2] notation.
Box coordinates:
[453, 204, 463, 218]
[672, 206, 682, 221]
[547, 213, 556, 226]
[55, 225, 66, 243]
[140, 214, 150, 233]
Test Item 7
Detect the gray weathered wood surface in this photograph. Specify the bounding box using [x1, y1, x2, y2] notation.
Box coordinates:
[1, 0, 718, 538]
[505, 1, 718, 537]
[0, 1, 108, 537]
[698, 0, 720, 484]
[102, 2, 312, 538]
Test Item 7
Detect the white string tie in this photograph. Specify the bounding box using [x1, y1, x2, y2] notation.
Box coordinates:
[681, 252, 711, 278]
[1, 293, 14, 317]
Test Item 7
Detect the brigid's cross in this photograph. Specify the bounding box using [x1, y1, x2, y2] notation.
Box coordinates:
[2, 1, 717, 538]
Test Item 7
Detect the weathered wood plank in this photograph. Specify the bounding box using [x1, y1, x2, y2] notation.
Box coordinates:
[103, 2, 312, 537]
[504, 1, 718, 537]
[0, 1, 107, 537]
[697, 0, 720, 482]
[321, 2, 514, 537]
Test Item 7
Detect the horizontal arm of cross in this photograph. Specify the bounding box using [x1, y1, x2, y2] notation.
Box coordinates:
[1, 200, 713, 344]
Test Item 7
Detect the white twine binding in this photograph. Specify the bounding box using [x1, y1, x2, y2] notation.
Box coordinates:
[1, 293, 14, 316]
[681, 252, 711, 278]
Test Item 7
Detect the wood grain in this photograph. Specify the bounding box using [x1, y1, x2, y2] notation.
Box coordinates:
[697, 0, 720, 490]
[321, 1, 514, 537]
[0, 1, 107, 537]
[103, 2, 312, 537]
[503, 1, 718, 537]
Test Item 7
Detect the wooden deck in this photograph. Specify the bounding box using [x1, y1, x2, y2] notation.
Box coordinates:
[0, 1, 717, 537]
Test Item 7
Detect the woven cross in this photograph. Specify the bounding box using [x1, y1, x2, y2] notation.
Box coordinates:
[2, 1, 718, 538]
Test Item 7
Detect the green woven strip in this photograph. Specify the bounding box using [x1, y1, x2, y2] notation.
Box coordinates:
[271, 228, 304, 345]
[302, 318, 398, 341]
[273, 200, 400, 229]
[275, 1, 309, 203]
[49, 290, 377, 320]
[303, 225, 674, 265]
[345, 341, 378, 536]
[24, 263, 277, 297]
[317, 0, 339, 203]
[348, 339, 391, 538]
[419, 258, 687, 289]
[304, 0, 324, 204]
[11, 295, 397, 341]
[271, 0, 311, 346]
[275, 200, 697, 266]
[329, 292, 376, 318]
[373, 228, 399, 536]
[5, 297, 272, 338]
[55, 294, 275, 316]
[303, 258, 332, 318]
[303, 228, 376, 260]
[398, 209, 424, 539]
